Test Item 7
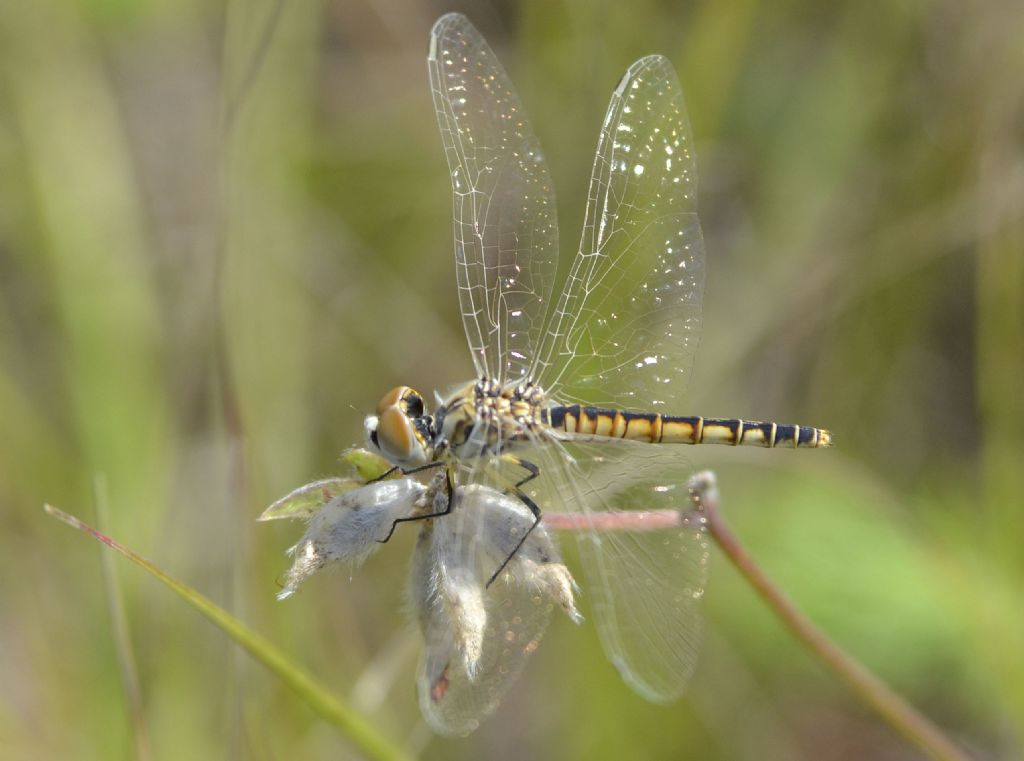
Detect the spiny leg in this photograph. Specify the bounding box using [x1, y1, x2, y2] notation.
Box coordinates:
[502, 453, 540, 489]
[486, 487, 542, 588]
[368, 460, 446, 484]
[368, 465, 399, 483]
[486, 455, 544, 588]
[376, 462, 453, 543]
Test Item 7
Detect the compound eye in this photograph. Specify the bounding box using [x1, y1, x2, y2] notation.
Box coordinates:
[369, 386, 430, 466]
[377, 407, 415, 459]
[401, 388, 424, 418]
[376, 386, 406, 416]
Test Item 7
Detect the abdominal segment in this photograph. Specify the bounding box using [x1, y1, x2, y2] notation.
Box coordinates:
[544, 405, 831, 449]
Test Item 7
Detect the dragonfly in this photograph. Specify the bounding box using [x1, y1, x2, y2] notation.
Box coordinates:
[270, 12, 830, 736]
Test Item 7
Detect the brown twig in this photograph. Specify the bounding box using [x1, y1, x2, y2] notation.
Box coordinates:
[693, 472, 972, 761]
[543, 471, 972, 760]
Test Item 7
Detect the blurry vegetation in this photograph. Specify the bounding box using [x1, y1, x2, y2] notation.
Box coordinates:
[1, 0, 1021, 759]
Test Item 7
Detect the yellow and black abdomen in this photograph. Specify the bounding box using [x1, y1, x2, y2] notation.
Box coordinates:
[544, 405, 831, 448]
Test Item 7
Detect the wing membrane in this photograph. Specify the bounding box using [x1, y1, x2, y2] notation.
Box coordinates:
[429, 14, 558, 383]
[535, 55, 704, 409]
[533, 439, 709, 700]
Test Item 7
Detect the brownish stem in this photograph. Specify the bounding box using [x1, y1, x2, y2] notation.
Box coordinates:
[694, 472, 972, 761]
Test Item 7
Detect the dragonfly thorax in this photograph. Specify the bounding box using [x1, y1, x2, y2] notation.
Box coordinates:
[435, 379, 547, 458]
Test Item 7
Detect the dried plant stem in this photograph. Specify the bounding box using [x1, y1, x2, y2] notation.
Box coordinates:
[544, 472, 972, 761]
[695, 474, 970, 761]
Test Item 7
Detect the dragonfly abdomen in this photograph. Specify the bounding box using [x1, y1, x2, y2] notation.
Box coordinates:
[545, 405, 831, 448]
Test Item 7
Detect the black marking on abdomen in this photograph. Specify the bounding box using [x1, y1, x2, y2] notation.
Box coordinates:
[546, 405, 830, 449]
[773, 424, 798, 446]
[545, 406, 568, 428]
[621, 411, 659, 422]
[748, 421, 776, 445]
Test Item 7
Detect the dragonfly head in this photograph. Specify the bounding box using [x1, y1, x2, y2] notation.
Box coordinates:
[364, 386, 434, 467]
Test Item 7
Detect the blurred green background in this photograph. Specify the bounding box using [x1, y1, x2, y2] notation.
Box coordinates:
[1, 0, 1021, 758]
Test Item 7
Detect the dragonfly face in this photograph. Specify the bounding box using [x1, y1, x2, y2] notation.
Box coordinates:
[364, 385, 435, 467]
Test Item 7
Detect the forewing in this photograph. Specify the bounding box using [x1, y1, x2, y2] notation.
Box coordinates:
[429, 13, 558, 383]
[535, 55, 704, 409]
[533, 439, 710, 701]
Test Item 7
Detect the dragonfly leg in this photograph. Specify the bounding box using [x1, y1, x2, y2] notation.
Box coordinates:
[496, 452, 541, 489]
[486, 474, 543, 588]
[367, 465, 399, 483]
[369, 460, 448, 484]
[376, 463, 453, 543]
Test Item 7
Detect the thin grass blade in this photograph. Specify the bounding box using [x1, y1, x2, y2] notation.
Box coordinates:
[43, 503, 414, 761]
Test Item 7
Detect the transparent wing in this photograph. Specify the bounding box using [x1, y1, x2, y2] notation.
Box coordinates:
[429, 13, 559, 383]
[534, 55, 704, 409]
[411, 484, 578, 735]
[531, 438, 709, 701]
